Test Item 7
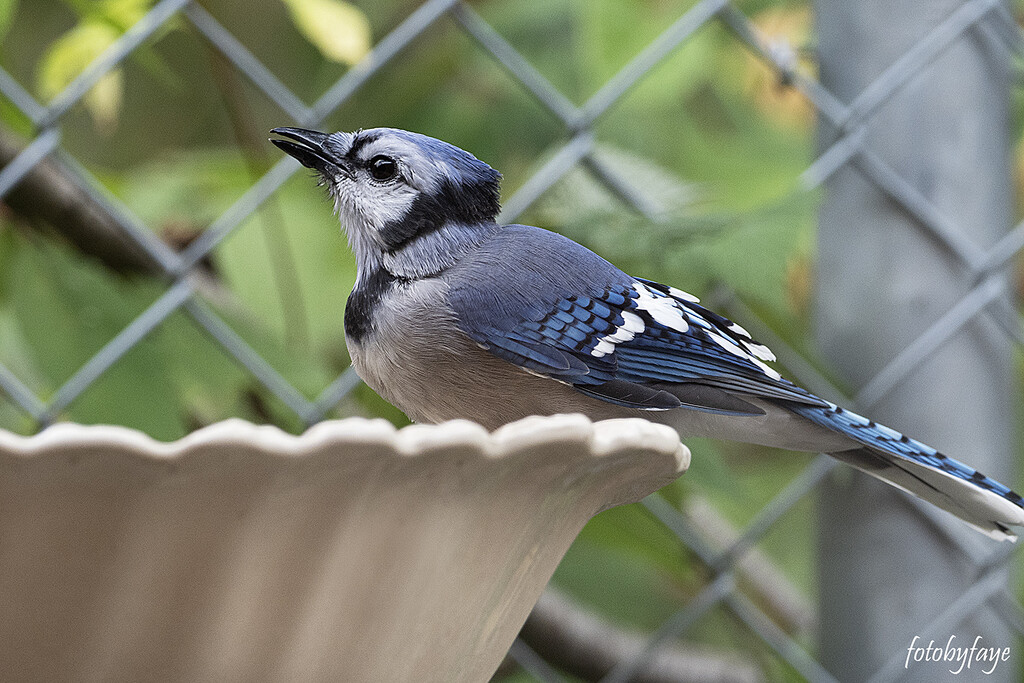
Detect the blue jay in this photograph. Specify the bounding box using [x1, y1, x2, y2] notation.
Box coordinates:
[271, 126, 1024, 540]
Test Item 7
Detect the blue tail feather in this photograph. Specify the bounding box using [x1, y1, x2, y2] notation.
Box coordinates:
[788, 401, 1024, 510]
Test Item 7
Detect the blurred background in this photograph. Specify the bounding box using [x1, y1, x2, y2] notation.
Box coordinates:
[1, 0, 1023, 680]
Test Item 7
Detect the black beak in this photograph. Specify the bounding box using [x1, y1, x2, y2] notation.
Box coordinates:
[270, 127, 349, 178]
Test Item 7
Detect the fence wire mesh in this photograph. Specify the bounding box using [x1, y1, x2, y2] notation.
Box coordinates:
[1, 0, 1023, 680]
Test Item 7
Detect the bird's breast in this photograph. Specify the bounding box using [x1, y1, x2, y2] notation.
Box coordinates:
[345, 276, 483, 424]
[343, 277, 625, 428]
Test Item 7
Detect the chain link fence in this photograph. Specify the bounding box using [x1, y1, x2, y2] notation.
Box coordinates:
[1, 0, 1023, 680]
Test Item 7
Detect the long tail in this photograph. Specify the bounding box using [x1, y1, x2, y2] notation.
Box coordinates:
[787, 401, 1024, 541]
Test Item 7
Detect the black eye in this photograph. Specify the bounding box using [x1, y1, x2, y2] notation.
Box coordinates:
[368, 155, 397, 181]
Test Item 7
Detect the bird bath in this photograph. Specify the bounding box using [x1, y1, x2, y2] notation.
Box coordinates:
[0, 414, 688, 682]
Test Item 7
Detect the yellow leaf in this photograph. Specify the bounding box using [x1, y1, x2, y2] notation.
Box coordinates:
[37, 21, 123, 131]
[85, 70, 123, 135]
[282, 0, 371, 66]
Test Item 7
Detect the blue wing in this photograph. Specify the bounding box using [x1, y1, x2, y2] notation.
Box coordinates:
[444, 228, 1024, 536]
[447, 229, 824, 414]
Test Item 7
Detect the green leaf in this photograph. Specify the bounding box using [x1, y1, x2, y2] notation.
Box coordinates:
[96, 0, 150, 31]
[37, 21, 116, 99]
[281, 0, 371, 65]
[37, 21, 123, 130]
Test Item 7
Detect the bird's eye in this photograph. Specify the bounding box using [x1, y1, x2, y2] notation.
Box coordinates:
[368, 155, 398, 181]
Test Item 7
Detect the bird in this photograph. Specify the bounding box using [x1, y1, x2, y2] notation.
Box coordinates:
[270, 125, 1024, 541]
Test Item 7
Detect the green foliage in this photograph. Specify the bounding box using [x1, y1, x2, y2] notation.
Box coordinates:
[37, 19, 123, 128]
[280, 0, 371, 65]
[32, 0, 371, 133]
[35, 0, 181, 131]
[122, 150, 358, 353]
[0, 147, 378, 439]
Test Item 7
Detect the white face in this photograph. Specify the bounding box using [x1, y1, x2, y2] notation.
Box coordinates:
[273, 126, 502, 278]
[325, 131, 453, 251]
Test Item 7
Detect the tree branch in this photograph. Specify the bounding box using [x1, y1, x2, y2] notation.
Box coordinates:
[504, 588, 763, 683]
[0, 129, 162, 275]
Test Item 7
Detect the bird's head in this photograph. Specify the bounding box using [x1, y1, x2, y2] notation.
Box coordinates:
[271, 127, 502, 278]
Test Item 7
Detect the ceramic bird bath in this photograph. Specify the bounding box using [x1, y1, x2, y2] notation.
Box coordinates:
[0, 414, 688, 682]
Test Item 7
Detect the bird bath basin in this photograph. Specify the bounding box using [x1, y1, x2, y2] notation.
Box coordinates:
[0, 414, 688, 682]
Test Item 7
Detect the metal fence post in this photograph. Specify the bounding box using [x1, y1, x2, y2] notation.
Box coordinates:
[814, 1, 1016, 680]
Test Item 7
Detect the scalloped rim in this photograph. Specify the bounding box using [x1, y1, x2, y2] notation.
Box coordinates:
[0, 414, 690, 472]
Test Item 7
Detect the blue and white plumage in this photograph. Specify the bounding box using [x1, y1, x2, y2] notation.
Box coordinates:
[271, 126, 1024, 541]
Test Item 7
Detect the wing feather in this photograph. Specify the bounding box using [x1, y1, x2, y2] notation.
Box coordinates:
[455, 271, 822, 411]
